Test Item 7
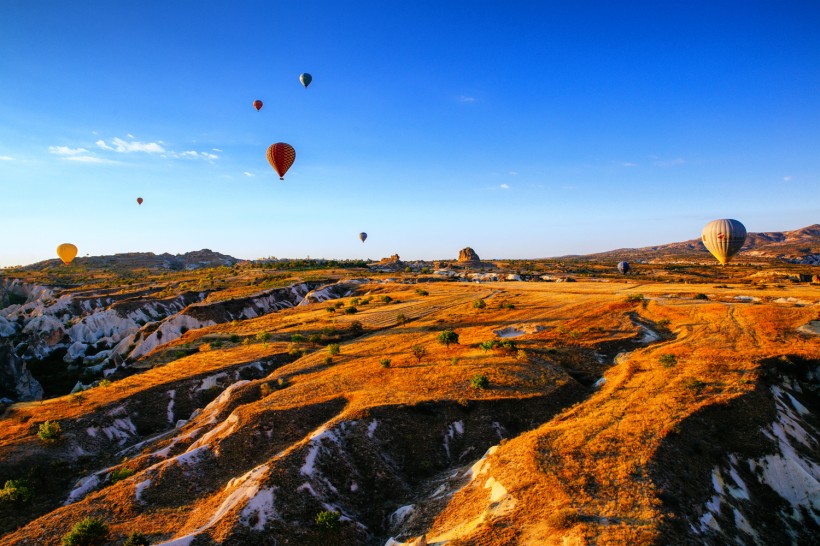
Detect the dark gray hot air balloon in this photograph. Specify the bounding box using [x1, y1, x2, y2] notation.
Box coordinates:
[617, 261, 630, 275]
[359, 232, 367, 243]
[701, 219, 747, 265]
[300, 73, 312, 88]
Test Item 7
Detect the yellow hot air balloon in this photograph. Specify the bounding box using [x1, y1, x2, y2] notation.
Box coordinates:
[56, 243, 78, 265]
[701, 219, 746, 265]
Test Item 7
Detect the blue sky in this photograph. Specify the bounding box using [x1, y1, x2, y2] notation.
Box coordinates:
[1, 1, 818, 266]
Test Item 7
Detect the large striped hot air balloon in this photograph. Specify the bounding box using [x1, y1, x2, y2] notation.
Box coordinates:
[359, 232, 367, 243]
[56, 243, 78, 265]
[266, 143, 296, 180]
[300, 73, 312, 88]
[701, 219, 746, 265]
[617, 261, 630, 275]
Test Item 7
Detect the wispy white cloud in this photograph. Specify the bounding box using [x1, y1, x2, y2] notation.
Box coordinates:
[95, 137, 165, 153]
[212, 148, 223, 152]
[653, 157, 685, 167]
[508, 171, 518, 176]
[243, 172, 254, 177]
[561, 185, 576, 190]
[783, 176, 792, 182]
[500, 183, 510, 190]
[49, 146, 89, 156]
[63, 156, 116, 164]
[457, 95, 476, 103]
[127, 133, 135, 139]
[622, 162, 639, 167]
[167, 150, 219, 161]
[0, 155, 14, 161]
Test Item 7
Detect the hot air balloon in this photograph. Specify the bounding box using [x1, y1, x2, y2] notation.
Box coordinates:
[617, 261, 630, 275]
[300, 73, 312, 88]
[253, 100, 263, 111]
[701, 219, 747, 265]
[137, 197, 143, 205]
[56, 243, 78, 265]
[266, 143, 296, 180]
[359, 232, 367, 243]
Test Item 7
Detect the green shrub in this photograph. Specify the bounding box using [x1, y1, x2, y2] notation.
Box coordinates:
[411, 344, 426, 363]
[0, 479, 32, 504]
[328, 343, 341, 356]
[344, 306, 358, 315]
[694, 293, 709, 300]
[626, 294, 645, 303]
[38, 420, 62, 442]
[326, 306, 336, 314]
[334, 301, 345, 309]
[659, 354, 677, 368]
[350, 297, 360, 305]
[61, 518, 109, 546]
[416, 288, 429, 296]
[683, 377, 706, 394]
[255, 332, 272, 343]
[380, 295, 392, 304]
[479, 340, 497, 353]
[324, 356, 333, 365]
[379, 358, 391, 368]
[470, 374, 489, 389]
[498, 339, 517, 352]
[420, 267, 431, 274]
[288, 347, 304, 358]
[396, 313, 407, 326]
[315, 509, 341, 531]
[473, 299, 486, 309]
[124, 532, 149, 546]
[349, 321, 364, 335]
[548, 508, 581, 529]
[657, 319, 671, 329]
[360, 297, 372, 305]
[230, 334, 241, 343]
[437, 330, 459, 347]
[110, 467, 135, 484]
[260, 382, 274, 398]
[97, 379, 112, 388]
[291, 333, 306, 343]
[451, 357, 460, 366]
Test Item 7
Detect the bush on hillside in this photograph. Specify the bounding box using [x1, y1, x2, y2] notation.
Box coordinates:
[315, 510, 341, 531]
[0, 479, 32, 504]
[61, 518, 109, 546]
[38, 420, 62, 442]
[470, 374, 489, 390]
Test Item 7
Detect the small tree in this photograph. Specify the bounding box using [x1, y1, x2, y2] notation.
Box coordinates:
[349, 321, 364, 335]
[380, 295, 393, 304]
[473, 299, 486, 309]
[328, 343, 341, 356]
[109, 467, 135, 484]
[437, 330, 459, 348]
[61, 518, 109, 546]
[124, 532, 149, 546]
[38, 420, 62, 442]
[479, 340, 497, 353]
[291, 333, 306, 343]
[416, 288, 429, 296]
[659, 354, 677, 368]
[411, 344, 427, 364]
[255, 332, 272, 344]
[344, 306, 358, 315]
[470, 374, 489, 389]
[324, 356, 333, 365]
[0, 479, 32, 504]
[379, 358, 391, 368]
[308, 333, 322, 345]
[315, 509, 341, 531]
[396, 313, 407, 326]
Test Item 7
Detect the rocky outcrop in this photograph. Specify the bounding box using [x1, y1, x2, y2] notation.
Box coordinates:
[0, 341, 43, 401]
[458, 247, 481, 264]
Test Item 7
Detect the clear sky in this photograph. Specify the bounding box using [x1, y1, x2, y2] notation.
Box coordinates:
[1, 1, 818, 267]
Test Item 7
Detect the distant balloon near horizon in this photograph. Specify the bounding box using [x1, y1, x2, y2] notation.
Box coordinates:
[253, 99, 263, 111]
[300, 73, 312, 88]
[617, 261, 630, 275]
[359, 232, 367, 243]
[702, 219, 747, 265]
[137, 197, 143, 205]
[266, 143, 296, 180]
[56, 243, 78, 265]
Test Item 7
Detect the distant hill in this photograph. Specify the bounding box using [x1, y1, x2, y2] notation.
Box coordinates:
[20, 248, 239, 272]
[583, 224, 820, 263]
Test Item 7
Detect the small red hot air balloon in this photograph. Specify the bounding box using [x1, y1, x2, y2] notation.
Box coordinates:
[137, 197, 143, 205]
[253, 100, 263, 111]
[266, 143, 296, 180]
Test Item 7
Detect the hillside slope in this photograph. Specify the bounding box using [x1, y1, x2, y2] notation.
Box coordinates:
[1, 279, 818, 544]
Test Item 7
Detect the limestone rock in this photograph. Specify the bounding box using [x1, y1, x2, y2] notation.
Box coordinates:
[458, 247, 480, 263]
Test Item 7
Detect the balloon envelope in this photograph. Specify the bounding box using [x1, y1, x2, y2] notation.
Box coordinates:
[701, 219, 747, 265]
[300, 73, 312, 88]
[266, 143, 296, 180]
[137, 197, 143, 205]
[253, 100, 263, 111]
[359, 232, 367, 243]
[617, 261, 630, 275]
[56, 243, 78, 265]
